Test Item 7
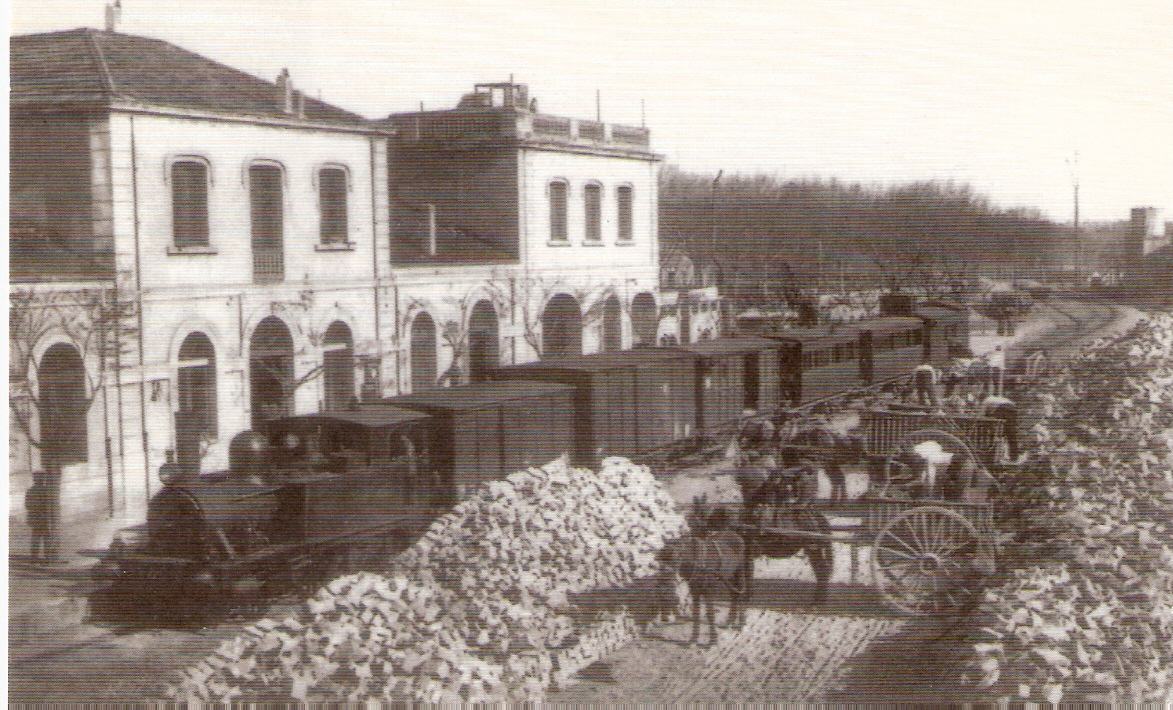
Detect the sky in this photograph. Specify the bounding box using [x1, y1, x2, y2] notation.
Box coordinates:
[8, 0, 1173, 223]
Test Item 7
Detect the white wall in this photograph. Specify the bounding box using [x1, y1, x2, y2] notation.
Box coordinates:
[518, 148, 658, 274]
[108, 112, 380, 290]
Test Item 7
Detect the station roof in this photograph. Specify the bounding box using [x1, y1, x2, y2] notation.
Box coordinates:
[11, 28, 366, 125]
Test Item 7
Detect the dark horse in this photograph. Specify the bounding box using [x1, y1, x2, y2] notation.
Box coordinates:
[734, 464, 835, 604]
[659, 507, 750, 646]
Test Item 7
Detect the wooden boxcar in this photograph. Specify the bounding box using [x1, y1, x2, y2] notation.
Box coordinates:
[380, 381, 574, 500]
[493, 349, 698, 464]
[856, 317, 925, 384]
[674, 337, 784, 433]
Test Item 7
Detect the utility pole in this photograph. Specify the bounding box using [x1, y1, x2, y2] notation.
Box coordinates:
[710, 170, 723, 254]
[1074, 179, 1080, 287]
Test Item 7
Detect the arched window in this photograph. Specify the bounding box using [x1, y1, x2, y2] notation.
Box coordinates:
[38, 343, 88, 467]
[542, 293, 583, 357]
[177, 332, 217, 436]
[249, 316, 294, 427]
[601, 295, 622, 352]
[468, 300, 499, 383]
[322, 321, 354, 411]
[631, 292, 657, 347]
[410, 312, 437, 393]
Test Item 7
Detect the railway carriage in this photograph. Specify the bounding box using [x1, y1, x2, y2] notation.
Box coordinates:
[915, 303, 971, 367]
[856, 316, 926, 384]
[770, 325, 864, 403]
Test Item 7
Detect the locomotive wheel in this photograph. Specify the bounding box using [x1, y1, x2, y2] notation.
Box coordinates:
[872, 506, 983, 616]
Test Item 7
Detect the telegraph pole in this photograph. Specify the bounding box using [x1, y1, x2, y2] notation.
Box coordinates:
[1068, 152, 1080, 288]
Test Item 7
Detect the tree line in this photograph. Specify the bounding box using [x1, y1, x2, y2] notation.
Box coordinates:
[659, 166, 1066, 309]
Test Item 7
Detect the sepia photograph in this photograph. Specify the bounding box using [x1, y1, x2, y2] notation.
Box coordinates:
[8, 0, 1172, 704]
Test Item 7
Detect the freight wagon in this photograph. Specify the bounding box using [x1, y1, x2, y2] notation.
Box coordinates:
[492, 349, 697, 465]
[673, 337, 785, 435]
[379, 380, 575, 501]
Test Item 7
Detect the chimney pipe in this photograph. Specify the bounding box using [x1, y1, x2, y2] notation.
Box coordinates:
[277, 68, 293, 114]
[105, 1, 121, 32]
[296, 91, 306, 119]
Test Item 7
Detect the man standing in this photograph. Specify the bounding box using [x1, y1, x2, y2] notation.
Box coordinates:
[913, 360, 940, 407]
[982, 393, 1020, 463]
[987, 345, 1006, 396]
[25, 470, 54, 562]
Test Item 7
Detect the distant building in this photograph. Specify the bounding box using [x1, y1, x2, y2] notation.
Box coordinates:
[1131, 206, 1168, 257]
[658, 249, 721, 343]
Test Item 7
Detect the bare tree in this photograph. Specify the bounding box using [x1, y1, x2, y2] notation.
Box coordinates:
[9, 286, 118, 452]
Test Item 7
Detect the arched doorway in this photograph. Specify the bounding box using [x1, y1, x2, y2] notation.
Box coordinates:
[631, 293, 657, 347]
[542, 293, 582, 357]
[601, 295, 622, 352]
[176, 333, 217, 474]
[410, 312, 437, 393]
[468, 300, 499, 383]
[38, 343, 88, 469]
[322, 321, 354, 411]
[249, 317, 294, 428]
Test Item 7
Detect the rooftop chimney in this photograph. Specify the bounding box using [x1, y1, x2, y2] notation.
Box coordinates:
[296, 91, 306, 119]
[276, 68, 293, 114]
[105, 0, 122, 32]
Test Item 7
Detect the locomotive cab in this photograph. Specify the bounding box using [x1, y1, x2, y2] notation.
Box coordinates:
[93, 407, 437, 609]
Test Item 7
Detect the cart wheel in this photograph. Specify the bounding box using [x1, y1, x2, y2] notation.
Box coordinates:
[872, 506, 983, 615]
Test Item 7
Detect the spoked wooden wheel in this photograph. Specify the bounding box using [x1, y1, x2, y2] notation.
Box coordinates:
[873, 506, 983, 615]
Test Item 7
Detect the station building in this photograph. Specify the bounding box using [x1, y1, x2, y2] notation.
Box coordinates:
[9, 28, 666, 536]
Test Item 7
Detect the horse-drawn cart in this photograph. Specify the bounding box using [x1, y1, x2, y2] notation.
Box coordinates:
[732, 407, 1004, 616]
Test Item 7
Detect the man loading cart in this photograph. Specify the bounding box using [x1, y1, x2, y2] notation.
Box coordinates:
[913, 360, 940, 407]
[982, 393, 1020, 463]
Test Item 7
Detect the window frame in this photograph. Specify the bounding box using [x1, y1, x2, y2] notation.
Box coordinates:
[616, 184, 634, 242]
[548, 179, 569, 244]
[167, 156, 213, 252]
[316, 164, 352, 248]
[583, 181, 603, 243]
[176, 332, 218, 438]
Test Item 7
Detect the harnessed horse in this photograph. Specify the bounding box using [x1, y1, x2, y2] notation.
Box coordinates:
[660, 509, 749, 646]
[734, 464, 835, 604]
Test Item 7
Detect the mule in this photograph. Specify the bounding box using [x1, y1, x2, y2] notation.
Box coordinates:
[735, 466, 835, 604]
[660, 508, 750, 646]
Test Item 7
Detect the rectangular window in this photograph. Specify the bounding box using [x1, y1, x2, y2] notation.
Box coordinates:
[172, 161, 209, 248]
[549, 181, 568, 242]
[319, 167, 348, 244]
[584, 183, 602, 241]
[250, 164, 284, 283]
[617, 185, 633, 241]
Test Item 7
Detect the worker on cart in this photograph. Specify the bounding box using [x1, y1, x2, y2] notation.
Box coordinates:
[982, 393, 1020, 463]
[913, 359, 940, 407]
